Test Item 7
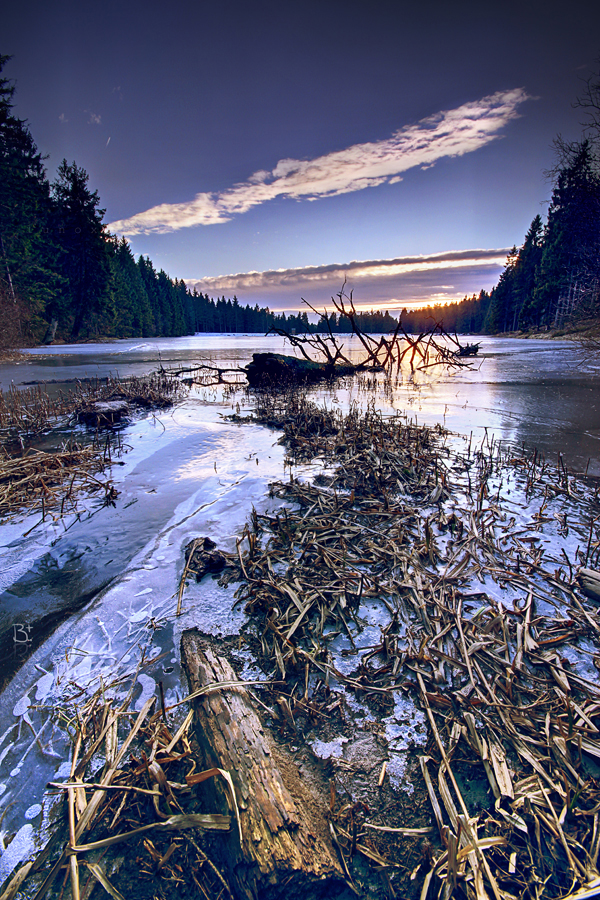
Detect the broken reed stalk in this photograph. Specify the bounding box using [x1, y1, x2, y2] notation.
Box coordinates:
[1, 686, 238, 900]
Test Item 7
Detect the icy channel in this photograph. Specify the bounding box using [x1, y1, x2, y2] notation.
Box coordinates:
[0, 393, 288, 874]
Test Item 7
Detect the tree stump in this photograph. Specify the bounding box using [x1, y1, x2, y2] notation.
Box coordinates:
[76, 399, 129, 426]
[181, 630, 346, 899]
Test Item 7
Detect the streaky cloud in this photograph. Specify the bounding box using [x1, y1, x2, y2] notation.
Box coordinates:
[186, 248, 510, 312]
[109, 89, 529, 236]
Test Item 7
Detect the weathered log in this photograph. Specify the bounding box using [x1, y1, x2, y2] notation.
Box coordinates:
[578, 568, 600, 601]
[245, 352, 355, 387]
[76, 399, 129, 426]
[181, 630, 346, 900]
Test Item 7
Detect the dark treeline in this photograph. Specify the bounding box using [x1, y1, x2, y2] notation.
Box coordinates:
[313, 308, 400, 334]
[398, 291, 491, 335]
[480, 134, 600, 333]
[0, 54, 318, 347]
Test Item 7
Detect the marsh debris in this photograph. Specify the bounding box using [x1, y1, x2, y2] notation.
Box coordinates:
[206, 393, 600, 899]
[185, 538, 228, 582]
[0, 686, 238, 900]
[0, 442, 119, 525]
[73, 372, 183, 429]
[0, 372, 186, 525]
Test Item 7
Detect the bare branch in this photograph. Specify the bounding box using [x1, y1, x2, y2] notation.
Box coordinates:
[574, 66, 600, 139]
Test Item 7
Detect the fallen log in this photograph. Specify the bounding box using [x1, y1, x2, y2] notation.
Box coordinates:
[76, 399, 130, 426]
[578, 567, 600, 601]
[454, 341, 480, 357]
[181, 630, 346, 900]
[245, 352, 357, 387]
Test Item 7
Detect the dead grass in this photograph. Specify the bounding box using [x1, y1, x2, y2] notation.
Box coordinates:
[209, 393, 600, 899]
[0, 372, 185, 527]
[0, 684, 240, 900]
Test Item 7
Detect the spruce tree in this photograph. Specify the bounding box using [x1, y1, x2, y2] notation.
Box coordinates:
[0, 55, 60, 345]
[533, 140, 600, 326]
[51, 160, 112, 338]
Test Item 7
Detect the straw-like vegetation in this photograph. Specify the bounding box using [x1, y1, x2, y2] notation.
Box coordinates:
[0, 372, 185, 526]
[0, 373, 183, 441]
[0, 443, 118, 526]
[0, 683, 242, 900]
[210, 392, 600, 899]
[4, 344, 600, 898]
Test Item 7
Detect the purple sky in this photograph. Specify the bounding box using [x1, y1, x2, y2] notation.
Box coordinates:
[4, 0, 600, 313]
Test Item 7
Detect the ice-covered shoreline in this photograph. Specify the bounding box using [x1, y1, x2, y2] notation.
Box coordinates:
[1, 334, 600, 896]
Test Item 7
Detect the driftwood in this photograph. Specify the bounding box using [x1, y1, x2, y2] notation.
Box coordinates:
[181, 630, 346, 900]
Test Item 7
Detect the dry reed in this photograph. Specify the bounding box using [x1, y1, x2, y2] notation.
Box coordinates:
[215, 392, 600, 900]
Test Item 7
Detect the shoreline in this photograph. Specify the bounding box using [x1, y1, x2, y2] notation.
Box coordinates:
[3, 316, 600, 355]
[6, 390, 600, 899]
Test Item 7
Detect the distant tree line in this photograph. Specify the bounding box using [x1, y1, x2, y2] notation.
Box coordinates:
[313, 308, 400, 334]
[0, 54, 319, 347]
[2, 51, 599, 346]
[397, 291, 491, 334]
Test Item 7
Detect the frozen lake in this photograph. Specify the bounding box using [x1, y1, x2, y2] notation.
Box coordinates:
[0, 331, 599, 882]
[3, 332, 599, 474]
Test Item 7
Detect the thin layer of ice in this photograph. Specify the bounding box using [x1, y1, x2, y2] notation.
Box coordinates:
[310, 736, 349, 759]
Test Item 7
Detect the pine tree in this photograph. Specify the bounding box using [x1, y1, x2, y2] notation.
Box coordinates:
[483, 247, 518, 333]
[514, 215, 544, 329]
[51, 160, 112, 338]
[109, 237, 155, 336]
[0, 55, 60, 345]
[533, 140, 600, 326]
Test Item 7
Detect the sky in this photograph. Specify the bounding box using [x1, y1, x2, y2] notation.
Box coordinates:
[3, 0, 600, 314]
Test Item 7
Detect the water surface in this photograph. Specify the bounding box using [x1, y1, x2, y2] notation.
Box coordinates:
[4, 333, 598, 473]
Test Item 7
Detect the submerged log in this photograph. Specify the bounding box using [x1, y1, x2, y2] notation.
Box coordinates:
[454, 342, 480, 357]
[181, 630, 346, 900]
[245, 352, 356, 387]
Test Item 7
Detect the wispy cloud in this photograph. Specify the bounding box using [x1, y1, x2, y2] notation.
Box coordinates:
[187, 249, 510, 312]
[110, 89, 529, 235]
[87, 111, 102, 125]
